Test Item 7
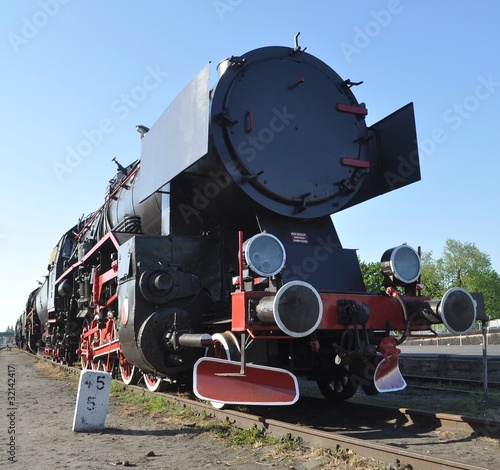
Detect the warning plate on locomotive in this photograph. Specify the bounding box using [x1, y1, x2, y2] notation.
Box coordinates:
[291, 232, 308, 243]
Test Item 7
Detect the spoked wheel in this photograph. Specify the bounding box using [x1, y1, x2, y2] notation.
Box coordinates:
[79, 319, 92, 370]
[80, 340, 92, 370]
[143, 373, 164, 392]
[206, 331, 241, 361]
[356, 356, 383, 396]
[205, 331, 241, 409]
[81, 351, 90, 370]
[96, 358, 114, 374]
[120, 356, 140, 385]
[317, 365, 357, 403]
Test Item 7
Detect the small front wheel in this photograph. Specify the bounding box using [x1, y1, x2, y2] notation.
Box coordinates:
[317, 365, 357, 403]
[143, 373, 164, 392]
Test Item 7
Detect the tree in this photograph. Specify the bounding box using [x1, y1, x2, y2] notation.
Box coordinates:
[426, 239, 500, 320]
[464, 268, 500, 319]
[420, 251, 443, 299]
[360, 239, 500, 320]
[358, 259, 384, 293]
[440, 239, 492, 288]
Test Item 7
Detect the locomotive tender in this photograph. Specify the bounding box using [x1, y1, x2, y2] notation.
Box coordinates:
[17, 39, 477, 404]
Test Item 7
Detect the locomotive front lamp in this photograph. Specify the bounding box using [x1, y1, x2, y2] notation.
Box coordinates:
[136, 125, 150, 140]
[243, 233, 286, 277]
[380, 244, 421, 285]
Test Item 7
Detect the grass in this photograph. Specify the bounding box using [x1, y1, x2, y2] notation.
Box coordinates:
[110, 382, 199, 421]
[29, 355, 405, 470]
[109, 381, 400, 468]
[110, 382, 283, 441]
[222, 424, 279, 446]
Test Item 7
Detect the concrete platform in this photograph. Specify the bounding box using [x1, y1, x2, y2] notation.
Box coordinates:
[400, 344, 500, 357]
[398, 345, 499, 383]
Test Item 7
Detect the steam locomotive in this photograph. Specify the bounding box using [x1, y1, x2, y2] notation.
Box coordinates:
[17, 38, 478, 405]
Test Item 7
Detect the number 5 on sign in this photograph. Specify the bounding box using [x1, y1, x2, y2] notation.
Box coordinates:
[72, 370, 112, 432]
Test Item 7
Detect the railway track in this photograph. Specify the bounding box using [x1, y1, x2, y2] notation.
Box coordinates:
[32, 352, 500, 470]
[405, 374, 500, 390]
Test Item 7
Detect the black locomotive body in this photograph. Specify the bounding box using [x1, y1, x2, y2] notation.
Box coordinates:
[18, 43, 478, 403]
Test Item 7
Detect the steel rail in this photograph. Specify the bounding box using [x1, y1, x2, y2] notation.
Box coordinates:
[167, 395, 493, 470]
[32, 353, 497, 470]
[405, 374, 500, 389]
[323, 399, 500, 439]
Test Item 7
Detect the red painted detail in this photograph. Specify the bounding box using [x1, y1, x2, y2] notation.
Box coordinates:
[105, 294, 117, 308]
[121, 297, 129, 326]
[317, 293, 414, 331]
[336, 103, 368, 116]
[238, 230, 243, 290]
[247, 330, 293, 340]
[232, 291, 431, 335]
[100, 267, 117, 284]
[245, 111, 253, 133]
[92, 339, 121, 358]
[374, 336, 406, 392]
[56, 231, 121, 284]
[78, 317, 120, 364]
[92, 268, 102, 306]
[93, 266, 118, 306]
[340, 158, 370, 168]
[386, 286, 399, 298]
[232, 291, 309, 338]
[81, 323, 100, 340]
[193, 357, 299, 405]
[103, 317, 117, 341]
[231, 290, 269, 332]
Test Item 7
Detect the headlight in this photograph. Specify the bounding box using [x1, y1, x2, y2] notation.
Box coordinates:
[381, 244, 421, 284]
[243, 233, 286, 277]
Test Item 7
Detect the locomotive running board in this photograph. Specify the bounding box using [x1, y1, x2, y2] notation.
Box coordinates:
[193, 357, 299, 406]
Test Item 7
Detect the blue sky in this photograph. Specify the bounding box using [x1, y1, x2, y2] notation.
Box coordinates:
[1, 1, 499, 330]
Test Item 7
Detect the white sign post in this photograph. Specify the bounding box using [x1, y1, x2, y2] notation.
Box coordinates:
[72, 370, 112, 432]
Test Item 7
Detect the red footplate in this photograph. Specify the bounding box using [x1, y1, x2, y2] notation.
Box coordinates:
[193, 358, 299, 406]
